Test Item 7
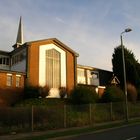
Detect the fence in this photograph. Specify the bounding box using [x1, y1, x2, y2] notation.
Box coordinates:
[0, 102, 140, 134]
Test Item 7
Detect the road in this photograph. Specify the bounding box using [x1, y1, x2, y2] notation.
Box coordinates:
[65, 124, 140, 140]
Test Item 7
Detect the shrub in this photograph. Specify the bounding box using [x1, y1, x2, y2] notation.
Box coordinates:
[69, 85, 99, 104]
[0, 88, 24, 106]
[101, 85, 124, 102]
[39, 85, 50, 98]
[24, 86, 40, 99]
[127, 83, 137, 103]
[59, 87, 67, 99]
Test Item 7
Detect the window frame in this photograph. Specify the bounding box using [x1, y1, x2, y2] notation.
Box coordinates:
[6, 74, 12, 86]
[16, 75, 21, 87]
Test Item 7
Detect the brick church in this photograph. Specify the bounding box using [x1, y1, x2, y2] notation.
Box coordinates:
[0, 17, 113, 98]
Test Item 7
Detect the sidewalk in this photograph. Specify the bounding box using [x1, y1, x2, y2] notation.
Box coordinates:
[0, 120, 138, 140]
[0, 126, 89, 140]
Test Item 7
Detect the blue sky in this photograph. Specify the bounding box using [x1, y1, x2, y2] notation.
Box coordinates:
[0, 0, 140, 71]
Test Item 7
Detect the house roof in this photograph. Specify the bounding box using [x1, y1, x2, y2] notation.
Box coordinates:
[77, 64, 113, 73]
[0, 50, 10, 56]
[26, 38, 79, 57]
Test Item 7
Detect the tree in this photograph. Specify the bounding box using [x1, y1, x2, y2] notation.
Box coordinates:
[112, 46, 140, 88]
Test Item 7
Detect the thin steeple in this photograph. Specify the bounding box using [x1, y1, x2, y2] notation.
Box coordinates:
[16, 16, 23, 45]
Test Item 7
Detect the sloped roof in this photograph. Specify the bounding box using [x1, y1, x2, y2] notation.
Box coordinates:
[77, 64, 113, 72]
[26, 38, 79, 57]
[0, 50, 10, 56]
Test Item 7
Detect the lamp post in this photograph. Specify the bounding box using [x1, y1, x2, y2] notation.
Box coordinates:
[120, 28, 132, 122]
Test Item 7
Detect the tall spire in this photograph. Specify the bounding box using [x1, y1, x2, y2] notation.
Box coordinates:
[16, 16, 23, 45]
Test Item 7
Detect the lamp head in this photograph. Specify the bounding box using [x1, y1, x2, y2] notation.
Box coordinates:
[125, 28, 132, 33]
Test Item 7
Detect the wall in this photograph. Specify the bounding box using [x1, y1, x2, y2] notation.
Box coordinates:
[11, 48, 27, 72]
[0, 71, 25, 89]
[27, 43, 39, 86]
[27, 40, 76, 94]
[66, 51, 75, 91]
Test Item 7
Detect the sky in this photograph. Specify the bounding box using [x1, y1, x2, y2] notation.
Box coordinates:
[0, 0, 140, 71]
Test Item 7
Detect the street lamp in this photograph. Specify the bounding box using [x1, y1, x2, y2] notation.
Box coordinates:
[120, 28, 132, 122]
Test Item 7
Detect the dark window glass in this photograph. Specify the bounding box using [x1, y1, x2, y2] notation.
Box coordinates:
[6, 58, 9, 65]
[0, 58, 2, 64]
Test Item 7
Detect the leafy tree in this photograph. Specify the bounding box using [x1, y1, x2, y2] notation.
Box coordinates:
[112, 46, 140, 88]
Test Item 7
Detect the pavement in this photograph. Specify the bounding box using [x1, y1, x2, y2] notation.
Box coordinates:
[0, 120, 139, 140]
[0, 126, 89, 140]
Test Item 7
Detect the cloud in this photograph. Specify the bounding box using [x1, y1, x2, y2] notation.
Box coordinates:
[55, 17, 65, 24]
[1, 0, 140, 71]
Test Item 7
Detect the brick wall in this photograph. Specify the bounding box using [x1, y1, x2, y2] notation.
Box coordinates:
[27, 43, 39, 86]
[0, 71, 25, 89]
[66, 51, 75, 91]
[26, 39, 77, 91]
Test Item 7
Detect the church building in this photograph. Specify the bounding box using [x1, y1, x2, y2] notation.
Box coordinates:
[0, 17, 79, 97]
[0, 17, 113, 98]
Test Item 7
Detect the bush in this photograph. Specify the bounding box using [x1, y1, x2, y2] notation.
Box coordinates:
[127, 83, 137, 103]
[0, 88, 24, 106]
[39, 85, 50, 98]
[59, 87, 67, 99]
[101, 86, 124, 102]
[69, 85, 99, 104]
[24, 86, 40, 99]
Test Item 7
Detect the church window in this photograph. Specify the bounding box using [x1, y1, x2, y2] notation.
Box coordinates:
[46, 49, 61, 88]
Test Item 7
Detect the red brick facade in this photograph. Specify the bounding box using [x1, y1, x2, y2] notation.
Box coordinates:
[26, 38, 78, 91]
[0, 71, 25, 89]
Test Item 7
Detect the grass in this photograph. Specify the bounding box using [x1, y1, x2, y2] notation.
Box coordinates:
[15, 119, 140, 140]
[15, 98, 67, 107]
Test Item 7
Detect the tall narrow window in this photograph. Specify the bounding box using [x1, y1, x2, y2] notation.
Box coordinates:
[7, 74, 12, 86]
[46, 49, 61, 88]
[16, 75, 21, 87]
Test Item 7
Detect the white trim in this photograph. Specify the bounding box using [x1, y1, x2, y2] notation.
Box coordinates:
[16, 74, 21, 77]
[39, 44, 66, 87]
[7, 73, 12, 76]
[98, 86, 106, 89]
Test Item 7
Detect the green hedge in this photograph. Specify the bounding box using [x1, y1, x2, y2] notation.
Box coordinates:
[69, 85, 99, 104]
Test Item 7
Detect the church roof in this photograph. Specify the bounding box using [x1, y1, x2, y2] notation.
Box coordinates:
[26, 38, 79, 57]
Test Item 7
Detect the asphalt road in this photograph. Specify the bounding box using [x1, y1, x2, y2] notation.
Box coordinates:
[65, 124, 140, 140]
